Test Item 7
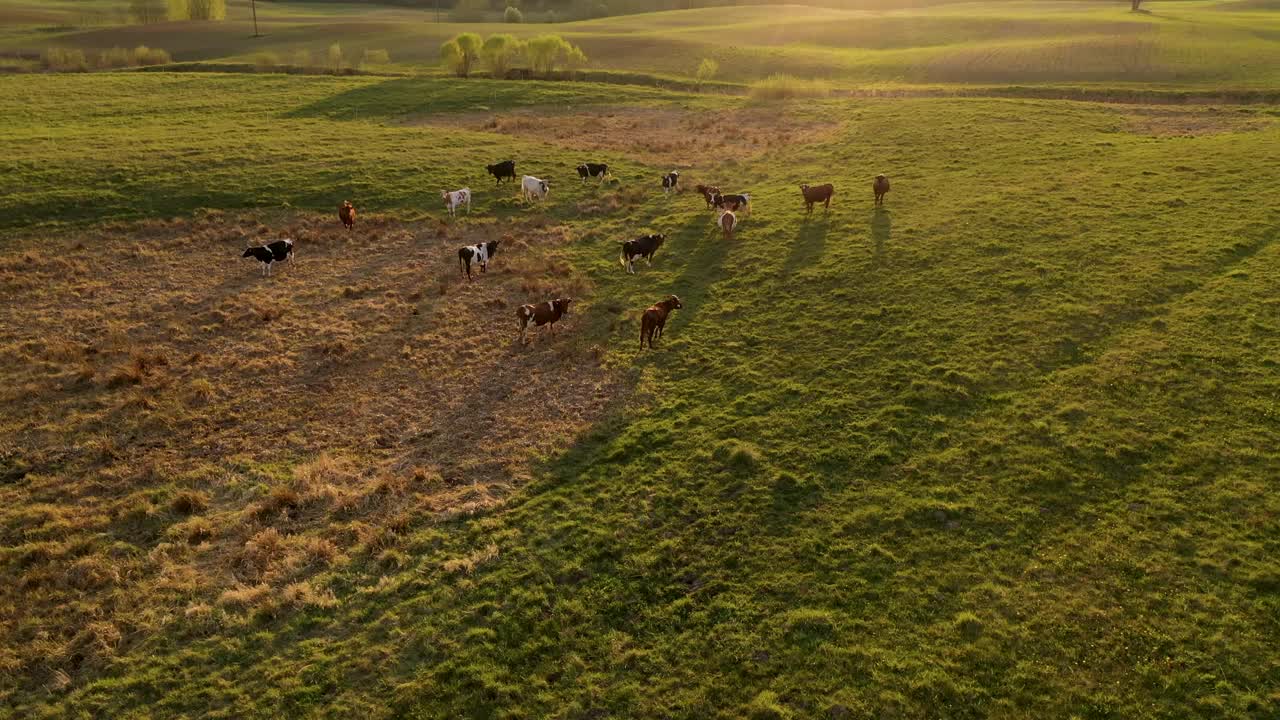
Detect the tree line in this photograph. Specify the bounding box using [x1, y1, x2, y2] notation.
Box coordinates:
[440, 33, 587, 78]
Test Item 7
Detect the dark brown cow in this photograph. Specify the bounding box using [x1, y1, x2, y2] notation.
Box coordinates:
[800, 183, 834, 214]
[339, 200, 356, 230]
[873, 174, 890, 206]
[517, 298, 572, 343]
[718, 209, 737, 241]
[640, 295, 683, 349]
[695, 184, 721, 209]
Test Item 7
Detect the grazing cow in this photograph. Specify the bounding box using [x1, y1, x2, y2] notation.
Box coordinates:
[800, 183, 834, 214]
[695, 184, 720, 208]
[517, 298, 572, 343]
[338, 200, 356, 230]
[442, 188, 471, 217]
[577, 163, 608, 183]
[713, 193, 751, 215]
[487, 160, 517, 184]
[619, 233, 666, 274]
[640, 295, 683, 349]
[521, 175, 550, 202]
[662, 171, 680, 195]
[718, 209, 737, 241]
[458, 240, 500, 281]
[242, 238, 294, 277]
[873, 174, 890, 206]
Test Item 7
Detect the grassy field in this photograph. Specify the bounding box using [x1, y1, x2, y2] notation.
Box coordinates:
[3, 71, 1280, 718]
[3, 0, 1280, 89]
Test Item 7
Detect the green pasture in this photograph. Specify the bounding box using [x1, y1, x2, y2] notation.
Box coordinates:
[2, 0, 1280, 89]
[2, 72, 1279, 718]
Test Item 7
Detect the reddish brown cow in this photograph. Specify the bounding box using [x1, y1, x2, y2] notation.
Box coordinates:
[800, 183, 834, 214]
[695, 184, 721, 209]
[873, 174, 890, 206]
[517, 298, 572, 343]
[338, 200, 356, 230]
[640, 295, 683, 349]
[718, 209, 737, 241]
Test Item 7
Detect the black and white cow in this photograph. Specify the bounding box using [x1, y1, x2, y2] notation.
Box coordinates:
[662, 171, 679, 194]
[442, 187, 471, 217]
[487, 160, 517, 184]
[242, 238, 294, 277]
[619, 233, 665, 274]
[521, 175, 550, 202]
[458, 240, 500, 281]
[577, 162, 608, 183]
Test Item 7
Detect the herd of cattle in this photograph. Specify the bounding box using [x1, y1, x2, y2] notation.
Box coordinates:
[240, 161, 891, 348]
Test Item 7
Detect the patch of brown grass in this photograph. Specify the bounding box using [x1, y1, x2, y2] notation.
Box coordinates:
[1119, 106, 1273, 137]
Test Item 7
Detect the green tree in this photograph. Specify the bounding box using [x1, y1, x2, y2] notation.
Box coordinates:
[504, 6, 523, 23]
[524, 34, 586, 75]
[695, 57, 718, 90]
[327, 43, 344, 74]
[129, 0, 167, 24]
[481, 34, 521, 78]
[440, 32, 482, 77]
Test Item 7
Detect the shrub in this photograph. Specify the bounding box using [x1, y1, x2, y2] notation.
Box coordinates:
[440, 32, 481, 78]
[291, 49, 312, 69]
[97, 47, 134, 69]
[695, 57, 718, 89]
[327, 43, 344, 74]
[361, 48, 390, 68]
[504, 6, 523, 22]
[481, 34, 521, 78]
[748, 73, 831, 101]
[130, 0, 167, 24]
[524, 34, 587, 75]
[133, 45, 170, 66]
[186, 0, 226, 20]
[252, 51, 278, 71]
[43, 47, 88, 72]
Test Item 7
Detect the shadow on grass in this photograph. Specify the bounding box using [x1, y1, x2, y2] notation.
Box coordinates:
[870, 207, 891, 268]
[782, 213, 831, 277]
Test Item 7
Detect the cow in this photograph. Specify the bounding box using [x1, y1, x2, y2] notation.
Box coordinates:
[713, 193, 750, 215]
[577, 163, 608, 183]
[640, 295, 683, 349]
[487, 160, 517, 184]
[242, 238, 294, 277]
[521, 175, 550, 202]
[718, 209, 737, 241]
[442, 188, 471, 217]
[517, 298, 572, 343]
[695, 184, 720, 208]
[619, 233, 665, 274]
[338, 200, 356, 230]
[800, 183, 834, 214]
[873, 174, 890, 206]
[458, 240, 500, 281]
[662, 171, 680, 195]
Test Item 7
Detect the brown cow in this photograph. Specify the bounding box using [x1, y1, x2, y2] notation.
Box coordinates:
[800, 183, 834, 214]
[338, 200, 356, 230]
[640, 295, 683, 349]
[718, 209, 737, 241]
[695, 184, 721, 209]
[517, 298, 572, 343]
[873, 174, 890, 206]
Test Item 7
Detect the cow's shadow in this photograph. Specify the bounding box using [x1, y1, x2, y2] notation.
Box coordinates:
[782, 213, 831, 277]
[870, 208, 891, 268]
[661, 211, 733, 335]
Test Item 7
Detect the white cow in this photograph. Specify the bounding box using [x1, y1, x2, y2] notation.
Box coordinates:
[521, 175, 549, 203]
[442, 187, 471, 217]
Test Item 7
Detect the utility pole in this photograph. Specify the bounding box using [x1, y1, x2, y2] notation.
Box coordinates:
[251, 0, 260, 36]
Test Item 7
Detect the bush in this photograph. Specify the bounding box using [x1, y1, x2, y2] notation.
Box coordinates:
[133, 45, 171, 66]
[481, 34, 521, 78]
[504, 6, 523, 22]
[253, 51, 279, 71]
[326, 42, 344, 74]
[291, 49, 312, 70]
[43, 48, 89, 72]
[130, 0, 167, 24]
[185, 0, 226, 20]
[748, 73, 831, 101]
[97, 47, 134, 69]
[361, 48, 391, 68]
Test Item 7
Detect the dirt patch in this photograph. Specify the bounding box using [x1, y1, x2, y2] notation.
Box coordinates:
[0, 211, 624, 692]
[1119, 106, 1273, 137]
[411, 105, 840, 166]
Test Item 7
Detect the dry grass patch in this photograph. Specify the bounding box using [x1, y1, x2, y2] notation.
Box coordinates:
[0, 210, 624, 697]
[1119, 106, 1273, 137]
[416, 105, 838, 165]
